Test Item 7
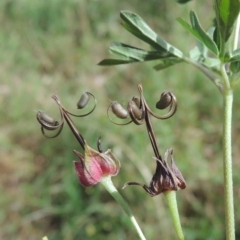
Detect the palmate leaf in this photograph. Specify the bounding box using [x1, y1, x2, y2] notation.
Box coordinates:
[214, 0, 240, 54]
[98, 42, 179, 66]
[177, 11, 219, 56]
[99, 11, 184, 69]
[120, 11, 183, 58]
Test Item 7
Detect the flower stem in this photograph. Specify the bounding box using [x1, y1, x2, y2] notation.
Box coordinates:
[220, 62, 235, 240]
[100, 176, 146, 240]
[223, 89, 235, 240]
[164, 191, 184, 240]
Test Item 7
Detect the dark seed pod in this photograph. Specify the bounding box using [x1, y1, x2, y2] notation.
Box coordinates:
[37, 111, 59, 126]
[132, 96, 141, 108]
[128, 100, 143, 120]
[156, 91, 172, 109]
[77, 92, 90, 109]
[111, 101, 128, 119]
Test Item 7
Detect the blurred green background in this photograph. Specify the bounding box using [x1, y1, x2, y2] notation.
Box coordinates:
[1, 0, 240, 239]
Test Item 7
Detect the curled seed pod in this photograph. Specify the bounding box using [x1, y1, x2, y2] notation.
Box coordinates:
[128, 100, 143, 120]
[37, 111, 59, 126]
[156, 91, 172, 109]
[111, 101, 128, 119]
[132, 96, 141, 108]
[77, 92, 90, 109]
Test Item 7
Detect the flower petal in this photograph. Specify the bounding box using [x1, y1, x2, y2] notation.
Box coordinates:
[73, 149, 102, 187]
[74, 161, 99, 187]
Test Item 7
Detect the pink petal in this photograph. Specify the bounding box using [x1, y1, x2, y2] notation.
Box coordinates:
[74, 161, 100, 187]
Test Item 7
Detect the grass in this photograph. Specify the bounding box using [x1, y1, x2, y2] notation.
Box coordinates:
[0, 0, 240, 239]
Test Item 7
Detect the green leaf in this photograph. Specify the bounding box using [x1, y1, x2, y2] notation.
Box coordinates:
[216, 0, 240, 42]
[177, 11, 219, 55]
[230, 61, 240, 73]
[202, 57, 221, 70]
[98, 42, 180, 66]
[189, 41, 221, 71]
[177, 0, 193, 3]
[109, 42, 175, 61]
[153, 58, 183, 71]
[120, 11, 183, 58]
[229, 48, 240, 62]
[189, 41, 207, 62]
[214, 0, 240, 56]
[98, 59, 135, 66]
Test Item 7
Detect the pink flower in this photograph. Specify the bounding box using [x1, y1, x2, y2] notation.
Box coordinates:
[73, 143, 120, 187]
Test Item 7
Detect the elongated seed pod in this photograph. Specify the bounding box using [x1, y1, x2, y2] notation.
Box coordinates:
[128, 100, 143, 120]
[111, 101, 128, 119]
[156, 91, 172, 109]
[37, 111, 59, 126]
[77, 92, 90, 109]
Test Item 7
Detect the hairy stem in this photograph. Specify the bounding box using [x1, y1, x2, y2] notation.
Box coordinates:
[223, 91, 235, 240]
[101, 176, 146, 240]
[220, 63, 235, 240]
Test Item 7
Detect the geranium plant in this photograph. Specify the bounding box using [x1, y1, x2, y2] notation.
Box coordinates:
[38, 0, 240, 239]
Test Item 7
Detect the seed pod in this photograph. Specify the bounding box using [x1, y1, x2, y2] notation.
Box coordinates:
[128, 100, 143, 120]
[37, 111, 59, 126]
[77, 92, 90, 109]
[111, 101, 128, 119]
[132, 96, 141, 108]
[156, 91, 172, 109]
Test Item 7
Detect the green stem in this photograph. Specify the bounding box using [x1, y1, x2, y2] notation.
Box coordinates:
[223, 89, 235, 240]
[220, 63, 235, 240]
[100, 176, 146, 240]
[164, 191, 184, 240]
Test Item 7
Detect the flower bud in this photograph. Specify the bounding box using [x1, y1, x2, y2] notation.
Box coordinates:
[77, 92, 90, 109]
[111, 101, 128, 119]
[156, 91, 172, 109]
[74, 142, 120, 187]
